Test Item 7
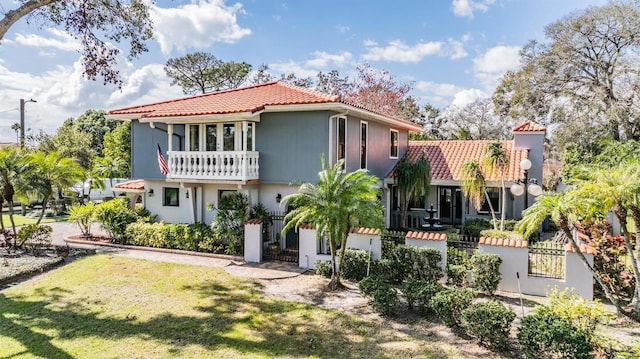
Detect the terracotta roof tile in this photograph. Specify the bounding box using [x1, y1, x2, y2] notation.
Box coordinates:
[512, 121, 546, 132]
[350, 227, 381, 235]
[388, 140, 528, 182]
[113, 179, 145, 191]
[479, 236, 528, 248]
[565, 243, 597, 255]
[299, 223, 314, 230]
[245, 219, 263, 225]
[406, 231, 447, 241]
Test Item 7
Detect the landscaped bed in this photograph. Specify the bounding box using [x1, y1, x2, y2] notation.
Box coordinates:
[0, 253, 64, 285]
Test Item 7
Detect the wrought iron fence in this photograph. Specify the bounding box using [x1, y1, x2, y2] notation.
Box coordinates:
[263, 211, 298, 263]
[528, 240, 565, 279]
[447, 237, 479, 265]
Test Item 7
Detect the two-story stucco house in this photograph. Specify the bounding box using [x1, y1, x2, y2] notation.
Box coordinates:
[107, 81, 423, 232]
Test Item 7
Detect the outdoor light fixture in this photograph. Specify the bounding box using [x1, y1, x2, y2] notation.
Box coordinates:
[148, 189, 154, 196]
[276, 193, 282, 203]
[510, 158, 542, 208]
[19, 98, 37, 149]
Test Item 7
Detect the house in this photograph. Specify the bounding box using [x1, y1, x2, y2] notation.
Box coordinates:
[107, 81, 422, 247]
[385, 121, 546, 229]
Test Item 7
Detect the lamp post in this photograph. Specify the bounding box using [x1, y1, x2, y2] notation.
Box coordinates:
[510, 158, 542, 209]
[19, 98, 37, 149]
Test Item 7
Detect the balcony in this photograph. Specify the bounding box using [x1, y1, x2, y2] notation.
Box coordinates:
[167, 151, 259, 182]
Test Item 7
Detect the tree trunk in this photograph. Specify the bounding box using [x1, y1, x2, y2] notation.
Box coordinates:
[0, 0, 58, 40]
[559, 218, 629, 317]
[499, 170, 506, 231]
[327, 232, 346, 291]
[617, 205, 640, 319]
[7, 200, 17, 247]
[399, 191, 408, 229]
[484, 190, 498, 230]
[36, 196, 49, 226]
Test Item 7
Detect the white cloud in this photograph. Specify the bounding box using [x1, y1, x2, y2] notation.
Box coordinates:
[269, 61, 318, 79]
[337, 25, 350, 33]
[416, 81, 463, 98]
[452, 0, 496, 19]
[473, 45, 521, 89]
[447, 39, 467, 60]
[151, 0, 251, 56]
[451, 88, 487, 107]
[305, 51, 353, 68]
[13, 28, 80, 52]
[362, 40, 443, 63]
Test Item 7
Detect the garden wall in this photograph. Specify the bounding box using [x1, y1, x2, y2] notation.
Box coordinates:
[297, 227, 382, 269]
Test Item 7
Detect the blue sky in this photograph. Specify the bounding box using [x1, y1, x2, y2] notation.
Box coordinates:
[0, 0, 607, 143]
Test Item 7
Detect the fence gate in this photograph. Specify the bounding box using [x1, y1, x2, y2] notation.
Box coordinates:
[263, 211, 298, 263]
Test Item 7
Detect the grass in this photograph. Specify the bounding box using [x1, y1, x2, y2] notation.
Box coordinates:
[1, 213, 68, 226]
[0, 255, 481, 359]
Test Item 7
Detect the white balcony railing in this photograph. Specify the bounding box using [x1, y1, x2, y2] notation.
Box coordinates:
[167, 151, 259, 181]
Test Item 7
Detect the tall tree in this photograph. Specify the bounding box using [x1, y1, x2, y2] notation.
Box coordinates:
[102, 122, 131, 177]
[73, 110, 118, 157]
[164, 52, 252, 95]
[460, 160, 498, 230]
[440, 99, 512, 140]
[483, 141, 509, 231]
[394, 153, 432, 229]
[0, 148, 27, 245]
[316, 70, 350, 96]
[282, 157, 384, 291]
[35, 119, 95, 170]
[493, 1, 640, 143]
[0, 0, 153, 85]
[10, 123, 20, 143]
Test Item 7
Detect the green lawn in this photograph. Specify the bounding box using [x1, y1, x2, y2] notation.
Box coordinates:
[0, 255, 479, 359]
[1, 213, 67, 226]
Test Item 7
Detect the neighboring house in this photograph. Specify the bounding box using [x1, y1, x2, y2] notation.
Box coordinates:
[107, 81, 422, 242]
[385, 121, 546, 229]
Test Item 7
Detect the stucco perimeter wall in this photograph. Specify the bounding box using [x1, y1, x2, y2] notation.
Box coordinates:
[244, 221, 262, 263]
[298, 228, 382, 269]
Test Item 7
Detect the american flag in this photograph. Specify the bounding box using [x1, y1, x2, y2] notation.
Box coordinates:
[157, 144, 169, 176]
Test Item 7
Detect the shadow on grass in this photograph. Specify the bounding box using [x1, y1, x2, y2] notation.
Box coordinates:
[0, 279, 397, 358]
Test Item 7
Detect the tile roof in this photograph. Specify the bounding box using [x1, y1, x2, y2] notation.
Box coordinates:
[405, 231, 447, 241]
[350, 227, 382, 235]
[109, 82, 339, 118]
[512, 121, 546, 132]
[245, 219, 263, 225]
[479, 237, 528, 248]
[113, 179, 145, 191]
[388, 140, 528, 182]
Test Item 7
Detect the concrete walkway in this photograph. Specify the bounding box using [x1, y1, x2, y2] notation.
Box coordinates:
[48, 221, 305, 280]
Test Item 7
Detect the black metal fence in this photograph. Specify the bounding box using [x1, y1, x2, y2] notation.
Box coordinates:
[447, 236, 479, 265]
[528, 240, 565, 279]
[262, 211, 298, 263]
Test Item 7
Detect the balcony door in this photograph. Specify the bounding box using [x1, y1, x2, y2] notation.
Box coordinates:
[188, 123, 239, 151]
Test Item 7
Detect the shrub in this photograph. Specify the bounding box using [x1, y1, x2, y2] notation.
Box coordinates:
[370, 258, 401, 283]
[126, 222, 222, 253]
[358, 275, 389, 297]
[430, 288, 475, 327]
[315, 260, 332, 278]
[470, 252, 502, 295]
[479, 229, 522, 240]
[402, 279, 444, 314]
[17, 224, 52, 253]
[94, 197, 139, 243]
[461, 300, 516, 350]
[385, 245, 443, 284]
[462, 218, 492, 237]
[68, 202, 96, 236]
[446, 246, 470, 268]
[340, 249, 370, 281]
[517, 310, 593, 359]
[447, 264, 467, 287]
[371, 284, 398, 316]
[208, 192, 249, 255]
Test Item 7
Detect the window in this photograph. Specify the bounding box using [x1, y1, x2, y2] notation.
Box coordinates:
[479, 188, 500, 213]
[188, 125, 200, 151]
[246, 123, 253, 151]
[163, 187, 179, 207]
[337, 117, 346, 163]
[223, 124, 235, 151]
[205, 124, 217, 151]
[390, 129, 399, 158]
[360, 121, 368, 169]
[218, 189, 237, 200]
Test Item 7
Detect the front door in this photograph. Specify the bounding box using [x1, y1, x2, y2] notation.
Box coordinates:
[439, 187, 462, 225]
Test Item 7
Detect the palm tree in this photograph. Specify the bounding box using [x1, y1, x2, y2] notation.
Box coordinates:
[23, 151, 83, 224]
[460, 160, 498, 230]
[94, 156, 126, 196]
[483, 141, 508, 230]
[515, 190, 629, 317]
[395, 152, 431, 229]
[0, 147, 27, 245]
[282, 156, 384, 291]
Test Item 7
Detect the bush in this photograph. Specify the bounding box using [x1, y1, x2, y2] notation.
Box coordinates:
[517, 310, 593, 359]
[470, 252, 502, 295]
[68, 202, 96, 236]
[430, 288, 475, 327]
[462, 218, 492, 237]
[208, 192, 249, 255]
[446, 246, 470, 268]
[402, 279, 444, 314]
[358, 275, 389, 297]
[479, 229, 521, 240]
[370, 258, 401, 283]
[17, 224, 52, 253]
[371, 284, 398, 316]
[94, 197, 140, 243]
[315, 260, 332, 278]
[384, 245, 443, 284]
[126, 222, 222, 253]
[447, 264, 467, 287]
[341, 249, 370, 281]
[461, 300, 515, 350]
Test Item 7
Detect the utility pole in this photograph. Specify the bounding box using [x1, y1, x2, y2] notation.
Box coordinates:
[19, 98, 36, 149]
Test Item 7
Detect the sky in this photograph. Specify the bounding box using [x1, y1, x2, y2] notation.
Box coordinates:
[0, 0, 609, 143]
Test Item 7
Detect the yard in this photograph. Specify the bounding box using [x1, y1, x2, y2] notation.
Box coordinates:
[0, 255, 502, 359]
